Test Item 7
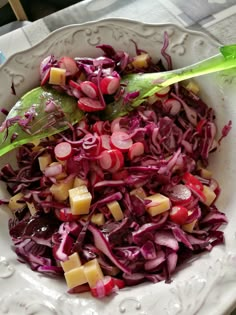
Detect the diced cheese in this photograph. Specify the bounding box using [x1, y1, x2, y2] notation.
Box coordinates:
[132, 53, 150, 69]
[202, 185, 216, 206]
[182, 219, 197, 233]
[73, 185, 88, 194]
[200, 168, 212, 179]
[69, 187, 92, 215]
[61, 252, 82, 272]
[8, 192, 25, 211]
[130, 187, 147, 199]
[26, 202, 37, 216]
[145, 193, 170, 216]
[64, 265, 87, 289]
[50, 177, 74, 201]
[49, 67, 66, 85]
[107, 200, 124, 221]
[73, 177, 88, 188]
[38, 153, 52, 172]
[185, 81, 200, 95]
[91, 213, 105, 226]
[83, 259, 104, 288]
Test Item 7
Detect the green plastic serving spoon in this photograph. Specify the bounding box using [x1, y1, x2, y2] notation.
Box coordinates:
[0, 44, 235, 157]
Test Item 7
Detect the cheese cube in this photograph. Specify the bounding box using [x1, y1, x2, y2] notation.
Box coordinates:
[107, 200, 124, 221]
[69, 187, 92, 215]
[185, 81, 200, 94]
[200, 168, 212, 179]
[91, 213, 105, 226]
[145, 193, 170, 216]
[132, 53, 150, 69]
[83, 259, 104, 288]
[73, 185, 88, 194]
[38, 153, 52, 172]
[64, 266, 87, 289]
[182, 219, 197, 233]
[130, 187, 147, 199]
[49, 67, 66, 85]
[50, 177, 74, 201]
[202, 185, 216, 206]
[73, 177, 88, 188]
[26, 202, 37, 216]
[61, 252, 82, 272]
[8, 193, 25, 211]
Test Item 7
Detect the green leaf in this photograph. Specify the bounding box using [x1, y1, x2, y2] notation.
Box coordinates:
[0, 86, 84, 156]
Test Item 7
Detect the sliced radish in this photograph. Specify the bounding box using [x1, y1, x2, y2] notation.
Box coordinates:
[169, 184, 192, 206]
[128, 142, 144, 160]
[169, 205, 188, 225]
[164, 98, 181, 115]
[58, 56, 78, 76]
[101, 134, 111, 150]
[155, 86, 170, 97]
[80, 81, 98, 99]
[196, 119, 207, 134]
[99, 149, 119, 170]
[182, 172, 203, 191]
[111, 117, 127, 133]
[54, 142, 72, 161]
[41, 68, 50, 86]
[93, 121, 104, 135]
[69, 79, 81, 91]
[112, 277, 125, 289]
[76, 119, 89, 137]
[108, 150, 124, 173]
[78, 97, 104, 112]
[44, 163, 63, 177]
[91, 276, 115, 298]
[110, 131, 133, 152]
[100, 76, 120, 95]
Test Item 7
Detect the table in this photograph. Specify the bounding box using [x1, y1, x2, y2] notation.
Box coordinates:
[0, 0, 236, 313]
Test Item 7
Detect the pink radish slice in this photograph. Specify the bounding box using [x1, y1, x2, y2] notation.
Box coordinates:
[58, 56, 78, 76]
[69, 79, 81, 91]
[80, 81, 98, 99]
[78, 97, 104, 112]
[100, 76, 120, 95]
[99, 149, 121, 170]
[110, 131, 133, 152]
[155, 86, 170, 97]
[44, 163, 63, 177]
[41, 68, 50, 86]
[101, 134, 111, 150]
[93, 121, 104, 135]
[164, 98, 181, 115]
[111, 117, 127, 133]
[128, 142, 144, 160]
[169, 184, 192, 206]
[108, 150, 124, 173]
[54, 142, 73, 161]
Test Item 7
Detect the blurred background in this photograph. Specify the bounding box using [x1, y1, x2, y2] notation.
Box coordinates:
[0, 0, 80, 26]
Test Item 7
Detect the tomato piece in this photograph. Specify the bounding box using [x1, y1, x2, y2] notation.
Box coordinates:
[169, 206, 188, 225]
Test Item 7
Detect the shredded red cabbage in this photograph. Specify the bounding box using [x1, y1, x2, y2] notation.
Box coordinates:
[0, 40, 230, 298]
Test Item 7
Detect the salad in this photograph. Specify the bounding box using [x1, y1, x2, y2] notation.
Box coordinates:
[0, 36, 230, 298]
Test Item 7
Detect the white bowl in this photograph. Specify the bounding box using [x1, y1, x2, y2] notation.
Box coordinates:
[0, 18, 236, 315]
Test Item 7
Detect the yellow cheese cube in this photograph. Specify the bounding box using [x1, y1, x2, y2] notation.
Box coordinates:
[145, 193, 170, 216]
[38, 153, 52, 172]
[83, 259, 104, 288]
[132, 53, 150, 69]
[200, 168, 212, 179]
[69, 187, 92, 215]
[73, 177, 88, 188]
[8, 193, 25, 211]
[64, 265, 87, 289]
[130, 187, 147, 199]
[182, 219, 197, 233]
[185, 81, 200, 95]
[107, 200, 124, 221]
[202, 185, 216, 206]
[50, 177, 74, 201]
[49, 67, 66, 85]
[61, 252, 82, 272]
[73, 185, 88, 194]
[91, 213, 105, 226]
[26, 202, 37, 216]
